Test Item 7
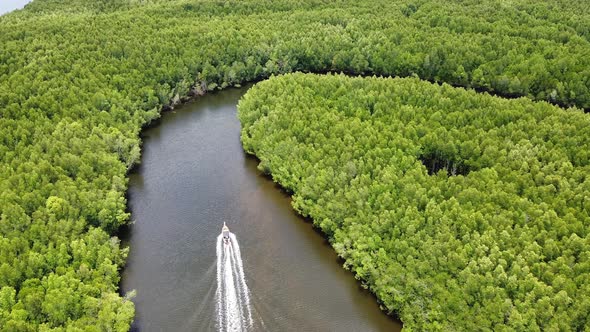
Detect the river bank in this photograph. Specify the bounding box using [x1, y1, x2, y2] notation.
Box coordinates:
[119, 86, 402, 331]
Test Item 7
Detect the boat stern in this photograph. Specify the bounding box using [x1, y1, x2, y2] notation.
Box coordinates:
[222, 222, 230, 243]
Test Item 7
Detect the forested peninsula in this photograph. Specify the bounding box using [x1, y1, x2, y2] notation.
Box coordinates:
[0, 0, 589, 330]
[239, 73, 590, 330]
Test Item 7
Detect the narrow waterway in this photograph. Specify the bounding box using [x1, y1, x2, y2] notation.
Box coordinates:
[120, 86, 403, 331]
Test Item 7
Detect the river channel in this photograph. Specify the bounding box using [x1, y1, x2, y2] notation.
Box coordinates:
[120, 85, 403, 331]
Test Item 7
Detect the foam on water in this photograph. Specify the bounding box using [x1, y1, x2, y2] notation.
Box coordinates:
[216, 232, 253, 331]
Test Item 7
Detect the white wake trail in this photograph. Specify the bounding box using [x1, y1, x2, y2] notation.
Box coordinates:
[215, 235, 225, 331]
[229, 233, 253, 326]
[215, 230, 254, 331]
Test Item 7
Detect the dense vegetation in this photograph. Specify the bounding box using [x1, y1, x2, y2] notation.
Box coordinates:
[239, 73, 590, 331]
[1, 0, 589, 329]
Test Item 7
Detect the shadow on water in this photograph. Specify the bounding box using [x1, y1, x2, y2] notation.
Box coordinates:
[119, 85, 402, 331]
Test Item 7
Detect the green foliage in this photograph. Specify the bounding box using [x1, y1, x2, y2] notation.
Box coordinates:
[1, 0, 590, 329]
[238, 73, 590, 331]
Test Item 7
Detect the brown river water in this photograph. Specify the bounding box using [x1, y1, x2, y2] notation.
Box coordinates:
[120, 85, 403, 331]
